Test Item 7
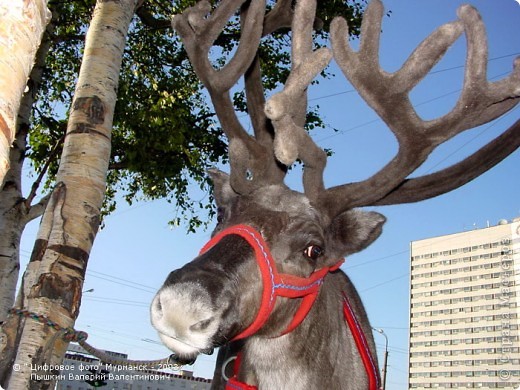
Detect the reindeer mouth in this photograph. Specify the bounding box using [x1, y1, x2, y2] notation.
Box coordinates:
[151, 283, 220, 359]
[157, 331, 214, 358]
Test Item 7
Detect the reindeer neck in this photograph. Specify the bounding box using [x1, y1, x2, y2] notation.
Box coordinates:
[238, 272, 372, 390]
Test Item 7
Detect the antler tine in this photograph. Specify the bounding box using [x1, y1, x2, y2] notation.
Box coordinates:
[448, 7, 520, 130]
[374, 119, 520, 206]
[321, 0, 520, 216]
[331, 0, 465, 147]
[172, 0, 264, 93]
[173, 0, 284, 194]
[263, 0, 293, 36]
[264, 0, 332, 202]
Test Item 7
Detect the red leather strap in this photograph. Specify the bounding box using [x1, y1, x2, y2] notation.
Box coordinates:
[342, 293, 381, 390]
[226, 295, 381, 390]
[201, 225, 278, 340]
[225, 377, 257, 390]
[225, 353, 257, 390]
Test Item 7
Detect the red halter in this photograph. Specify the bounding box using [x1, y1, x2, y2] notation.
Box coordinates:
[199, 224, 344, 340]
[200, 224, 380, 390]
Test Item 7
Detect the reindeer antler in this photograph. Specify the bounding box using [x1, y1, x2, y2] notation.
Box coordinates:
[173, 0, 519, 216]
[172, 0, 332, 196]
[318, 0, 520, 216]
[172, 0, 285, 194]
[264, 0, 332, 201]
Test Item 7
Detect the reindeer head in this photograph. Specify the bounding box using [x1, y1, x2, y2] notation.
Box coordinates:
[150, 0, 519, 360]
[151, 167, 385, 357]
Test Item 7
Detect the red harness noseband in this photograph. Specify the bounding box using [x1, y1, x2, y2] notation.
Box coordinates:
[199, 224, 344, 340]
[200, 224, 380, 390]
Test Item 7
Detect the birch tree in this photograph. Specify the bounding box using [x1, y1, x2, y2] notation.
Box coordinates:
[0, 1, 52, 323]
[0, 0, 51, 186]
[0, 33, 54, 324]
[0, 0, 138, 387]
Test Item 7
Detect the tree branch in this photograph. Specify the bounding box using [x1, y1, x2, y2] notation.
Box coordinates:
[51, 34, 86, 43]
[136, 5, 171, 30]
[25, 135, 65, 208]
[24, 193, 51, 224]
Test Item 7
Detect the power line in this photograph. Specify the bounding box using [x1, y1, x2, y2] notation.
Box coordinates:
[361, 273, 409, 293]
[308, 52, 519, 105]
[427, 52, 519, 75]
[241, 53, 518, 143]
[421, 107, 517, 174]
[82, 296, 150, 307]
[345, 249, 408, 270]
[79, 330, 166, 356]
[374, 342, 409, 355]
[86, 269, 157, 293]
[75, 324, 217, 365]
[316, 69, 515, 143]
[347, 204, 520, 272]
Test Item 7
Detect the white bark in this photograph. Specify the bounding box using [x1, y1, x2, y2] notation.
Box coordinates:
[0, 27, 54, 324]
[0, 194, 24, 323]
[0, 0, 138, 387]
[0, 0, 51, 187]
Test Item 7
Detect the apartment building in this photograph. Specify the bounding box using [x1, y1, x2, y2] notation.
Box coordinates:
[409, 218, 520, 389]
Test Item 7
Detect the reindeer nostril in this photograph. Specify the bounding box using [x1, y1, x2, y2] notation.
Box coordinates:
[153, 295, 163, 315]
[189, 317, 214, 332]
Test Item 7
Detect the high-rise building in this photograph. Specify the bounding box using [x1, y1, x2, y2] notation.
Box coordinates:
[408, 218, 520, 389]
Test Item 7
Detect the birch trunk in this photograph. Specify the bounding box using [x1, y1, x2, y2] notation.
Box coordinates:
[0, 132, 29, 324]
[0, 23, 54, 325]
[0, 0, 51, 187]
[0, 0, 137, 387]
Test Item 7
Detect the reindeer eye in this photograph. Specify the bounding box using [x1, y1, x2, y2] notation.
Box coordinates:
[304, 245, 324, 260]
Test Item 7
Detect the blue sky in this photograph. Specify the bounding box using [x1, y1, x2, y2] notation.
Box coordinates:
[19, 0, 520, 388]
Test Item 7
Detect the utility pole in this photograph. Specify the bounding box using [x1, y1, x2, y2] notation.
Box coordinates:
[373, 328, 389, 390]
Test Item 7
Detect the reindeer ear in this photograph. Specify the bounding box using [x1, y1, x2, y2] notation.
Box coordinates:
[325, 210, 386, 259]
[208, 169, 238, 207]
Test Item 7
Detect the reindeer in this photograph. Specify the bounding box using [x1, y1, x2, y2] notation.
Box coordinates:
[150, 0, 520, 389]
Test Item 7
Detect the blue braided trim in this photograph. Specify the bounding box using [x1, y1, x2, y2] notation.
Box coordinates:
[274, 279, 323, 292]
